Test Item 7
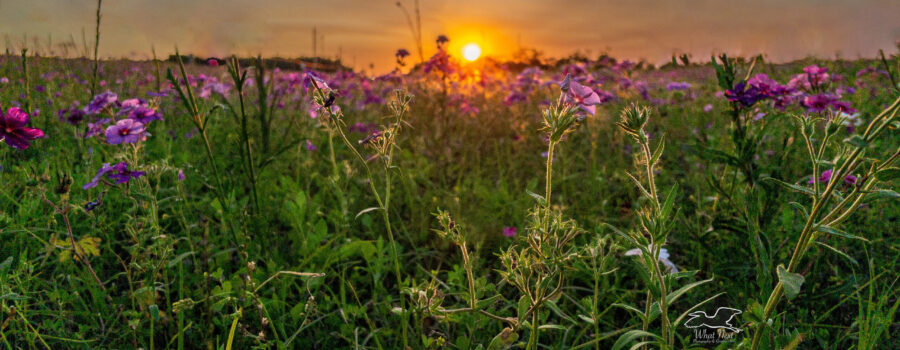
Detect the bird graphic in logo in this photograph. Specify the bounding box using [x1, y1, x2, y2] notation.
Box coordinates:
[683, 307, 743, 333]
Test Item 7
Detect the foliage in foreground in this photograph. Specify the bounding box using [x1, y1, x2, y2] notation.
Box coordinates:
[1, 47, 900, 350]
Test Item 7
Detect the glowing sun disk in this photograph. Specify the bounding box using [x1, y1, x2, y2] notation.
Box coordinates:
[462, 43, 481, 61]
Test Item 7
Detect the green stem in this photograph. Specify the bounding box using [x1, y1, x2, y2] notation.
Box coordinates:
[528, 304, 541, 350]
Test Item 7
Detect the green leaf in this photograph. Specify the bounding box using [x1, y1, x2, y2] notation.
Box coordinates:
[649, 134, 665, 167]
[776, 264, 804, 300]
[815, 225, 869, 242]
[475, 294, 502, 310]
[538, 324, 567, 331]
[612, 303, 647, 324]
[577, 314, 595, 325]
[517, 295, 530, 324]
[788, 202, 809, 219]
[544, 300, 576, 324]
[874, 167, 900, 181]
[624, 172, 652, 199]
[355, 207, 380, 219]
[864, 189, 900, 201]
[666, 277, 713, 306]
[814, 241, 859, 266]
[612, 330, 663, 350]
[525, 189, 546, 205]
[762, 177, 814, 197]
[660, 184, 679, 220]
[486, 328, 518, 350]
[844, 135, 869, 148]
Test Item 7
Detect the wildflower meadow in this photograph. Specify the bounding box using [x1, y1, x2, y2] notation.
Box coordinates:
[1, 3, 900, 349]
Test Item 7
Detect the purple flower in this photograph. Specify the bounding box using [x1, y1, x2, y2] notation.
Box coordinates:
[800, 94, 853, 114]
[85, 91, 119, 114]
[119, 99, 163, 124]
[303, 72, 330, 92]
[808, 169, 857, 185]
[305, 139, 317, 151]
[503, 226, 517, 238]
[803, 65, 830, 87]
[665, 82, 691, 91]
[747, 74, 786, 98]
[177, 169, 186, 182]
[703, 104, 714, 112]
[561, 75, 601, 115]
[503, 92, 527, 106]
[105, 119, 147, 144]
[58, 104, 86, 125]
[0, 106, 45, 150]
[724, 81, 764, 107]
[83, 162, 145, 190]
[395, 49, 410, 59]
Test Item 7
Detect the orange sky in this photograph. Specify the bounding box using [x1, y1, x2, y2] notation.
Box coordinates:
[1, 0, 898, 73]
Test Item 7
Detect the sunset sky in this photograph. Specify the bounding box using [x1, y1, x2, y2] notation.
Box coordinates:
[1, 0, 898, 73]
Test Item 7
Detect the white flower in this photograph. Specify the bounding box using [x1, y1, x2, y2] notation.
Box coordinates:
[625, 245, 679, 273]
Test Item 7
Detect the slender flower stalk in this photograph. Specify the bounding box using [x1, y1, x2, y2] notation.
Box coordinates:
[310, 80, 411, 349]
[166, 49, 233, 242]
[750, 95, 900, 349]
[225, 57, 260, 213]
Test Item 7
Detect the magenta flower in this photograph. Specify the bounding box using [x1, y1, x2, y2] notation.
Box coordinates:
[207, 58, 220, 67]
[119, 99, 163, 124]
[105, 119, 147, 144]
[561, 75, 601, 115]
[85, 91, 119, 114]
[85, 118, 111, 138]
[83, 162, 146, 190]
[0, 106, 44, 150]
[503, 226, 517, 238]
[808, 169, 857, 185]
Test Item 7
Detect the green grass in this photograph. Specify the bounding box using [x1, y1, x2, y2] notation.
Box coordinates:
[0, 52, 898, 349]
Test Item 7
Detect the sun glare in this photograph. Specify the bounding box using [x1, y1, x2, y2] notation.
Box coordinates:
[462, 43, 481, 61]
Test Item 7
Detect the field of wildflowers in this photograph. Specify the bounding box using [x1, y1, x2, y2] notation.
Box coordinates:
[1, 31, 899, 349]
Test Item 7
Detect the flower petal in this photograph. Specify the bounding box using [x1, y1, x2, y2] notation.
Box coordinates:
[19, 127, 44, 140]
[4, 107, 29, 127]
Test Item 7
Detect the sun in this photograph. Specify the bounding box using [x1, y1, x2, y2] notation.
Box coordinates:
[462, 43, 481, 61]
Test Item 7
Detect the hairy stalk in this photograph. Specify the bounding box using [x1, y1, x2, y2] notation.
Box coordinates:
[311, 82, 410, 348]
[40, 194, 106, 292]
[750, 95, 900, 349]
